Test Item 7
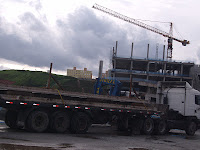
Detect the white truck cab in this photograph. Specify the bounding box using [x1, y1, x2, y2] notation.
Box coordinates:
[161, 82, 200, 119]
[157, 81, 200, 135]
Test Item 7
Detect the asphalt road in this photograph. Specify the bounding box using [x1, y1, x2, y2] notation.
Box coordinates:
[0, 121, 200, 150]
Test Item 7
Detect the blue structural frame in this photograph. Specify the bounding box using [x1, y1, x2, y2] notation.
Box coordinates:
[111, 69, 190, 77]
[94, 78, 122, 96]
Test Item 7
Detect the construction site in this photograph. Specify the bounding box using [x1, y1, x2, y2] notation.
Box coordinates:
[0, 2, 200, 150]
[92, 4, 200, 103]
[106, 41, 200, 103]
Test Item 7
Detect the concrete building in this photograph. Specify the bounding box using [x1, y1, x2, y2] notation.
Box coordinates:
[67, 67, 92, 79]
[109, 42, 200, 101]
[102, 71, 109, 78]
[190, 65, 200, 91]
[111, 57, 194, 84]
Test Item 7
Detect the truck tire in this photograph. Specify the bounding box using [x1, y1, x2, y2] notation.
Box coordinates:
[50, 111, 70, 133]
[5, 110, 21, 129]
[154, 120, 168, 135]
[185, 121, 197, 136]
[142, 118, 154, 135]
[117, 117, 128, 131]
[27, 110, 49, 133]
[70, 112, 91, 134]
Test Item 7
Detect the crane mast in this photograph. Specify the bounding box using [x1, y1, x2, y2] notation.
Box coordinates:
[92, 4, 190, 59]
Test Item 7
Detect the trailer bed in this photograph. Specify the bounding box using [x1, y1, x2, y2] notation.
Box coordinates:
[0, 84, 161, 114]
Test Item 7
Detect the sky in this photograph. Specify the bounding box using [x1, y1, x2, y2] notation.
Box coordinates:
[0, 0, 199, 77]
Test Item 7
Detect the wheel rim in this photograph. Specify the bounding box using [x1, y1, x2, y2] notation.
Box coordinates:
[55, 116, 67, 129]
[29, 111, 49, 132]
[35, 116, 44, 127]
[189, 122, 196, 134]
[57, 117, 64, 128]
[143, 118, 154, 134]
[78, 118, 87, 131]
[50, 112, 70, 133]
[158, 121, 166, 133]
[145, 120, 153, 132]
[70, 112, 90, 134]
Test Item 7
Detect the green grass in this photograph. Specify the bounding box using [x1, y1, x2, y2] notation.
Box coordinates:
[0, 70, 95, 93]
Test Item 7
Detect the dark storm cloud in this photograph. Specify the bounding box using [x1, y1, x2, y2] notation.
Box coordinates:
[0, 28, 69, 70]
[62, 6, 162, 61]
[0, 6, 162, 75]
[57, 6, 135, 61]
[0, 12, 76, 70]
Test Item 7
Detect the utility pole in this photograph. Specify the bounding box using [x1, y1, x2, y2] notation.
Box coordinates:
[47, 63, 53, 89]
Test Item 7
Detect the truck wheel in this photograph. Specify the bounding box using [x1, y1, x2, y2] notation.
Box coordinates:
[27, 110, 49, 133]
[117, 117, 128, 131]
[142, 118, 154, 135]
[50, 111, 70, 133]
[5, 110, 20, 129]
[70, 112, 91, 134]
[155, 120, 167, 135]
[185, 121, 197, 136]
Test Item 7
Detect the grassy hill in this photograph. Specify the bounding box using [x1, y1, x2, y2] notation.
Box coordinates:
[0, 70, 95, 93]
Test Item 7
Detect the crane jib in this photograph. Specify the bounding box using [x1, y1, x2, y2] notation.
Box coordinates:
[92, 4, 189, 47]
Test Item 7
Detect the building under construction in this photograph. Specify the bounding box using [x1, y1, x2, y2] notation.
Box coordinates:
[109, 42, 200, 102]
[93, 4, 196, 101]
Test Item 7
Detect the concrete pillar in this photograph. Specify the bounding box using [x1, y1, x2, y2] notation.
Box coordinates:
[129, 60, 133, 98]
[163, 63, 167, 81]
[113, 59, 116, 78]
[146, 61, 150, 80]
[130, 60, 133, 77]
[131, 42, 134, 58]
[98, 60, 103, 78]
[161, 45, 165, 80]
[181, 64, 183, 74]
[156, 82, 162, 104]
[180, 64, 183, 81]
[115, 41, 118, 56]
[162, 45, 166, 74]
[112, 47, 115, 57]
[147, 44, 150, 59]
[114, 59, 116, 69]
[191, 80, 194, 88]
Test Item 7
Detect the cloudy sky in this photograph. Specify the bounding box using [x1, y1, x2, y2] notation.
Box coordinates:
[0, 0, 199, 77]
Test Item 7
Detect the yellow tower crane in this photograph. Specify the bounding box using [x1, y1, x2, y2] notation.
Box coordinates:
[92, 4, 190, 59]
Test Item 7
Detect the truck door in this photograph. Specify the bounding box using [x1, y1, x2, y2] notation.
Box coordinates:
[194, 95, 200, 119]
[167, 89, 185, 115]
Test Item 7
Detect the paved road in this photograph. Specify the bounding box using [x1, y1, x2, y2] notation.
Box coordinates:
[0, 121, 200, 150]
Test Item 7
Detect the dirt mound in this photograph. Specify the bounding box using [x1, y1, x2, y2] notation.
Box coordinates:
[0, 80, 15, 85]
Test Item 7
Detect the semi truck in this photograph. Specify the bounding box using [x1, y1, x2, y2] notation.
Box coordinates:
[0, 80, 199, 136]
[155, 81, 200, 135]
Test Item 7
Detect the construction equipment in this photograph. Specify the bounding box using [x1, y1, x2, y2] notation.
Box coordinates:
[94, 78, 122, 96]
[92, 4, 190, 59]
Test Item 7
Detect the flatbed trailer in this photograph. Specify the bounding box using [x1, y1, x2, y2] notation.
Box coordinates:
[0, 84, 165, 135]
